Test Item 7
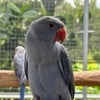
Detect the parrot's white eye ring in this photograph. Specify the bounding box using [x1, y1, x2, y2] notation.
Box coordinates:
[49, 23, 54, 28]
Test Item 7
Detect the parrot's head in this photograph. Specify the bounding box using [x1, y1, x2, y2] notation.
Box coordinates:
[30, 16, 67, 43]
[15, 46, 25, 53]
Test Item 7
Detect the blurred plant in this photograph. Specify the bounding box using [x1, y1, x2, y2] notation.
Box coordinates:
[88, 52, 99, 70]
[0, 0, 46, 69]
[93, 52, 100, 64]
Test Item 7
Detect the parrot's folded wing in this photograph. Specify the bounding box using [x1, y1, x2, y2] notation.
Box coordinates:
[13, 57, 24, 81]
[24, 53, 28, 79]
[13, 46, 27, 85]
[58, 47, 75, 99]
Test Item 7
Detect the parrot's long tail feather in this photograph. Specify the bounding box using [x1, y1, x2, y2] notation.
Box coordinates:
[20, 84, 25, 100]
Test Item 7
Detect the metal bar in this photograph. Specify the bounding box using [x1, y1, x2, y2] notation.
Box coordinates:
[0, 93, 100, 99]
[83, 0, 89, 100]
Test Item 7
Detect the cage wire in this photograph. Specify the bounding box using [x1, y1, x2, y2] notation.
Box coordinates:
[0, 0, 100, 99]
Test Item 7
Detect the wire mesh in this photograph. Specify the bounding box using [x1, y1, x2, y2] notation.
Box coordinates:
[0, 0, 100, 100]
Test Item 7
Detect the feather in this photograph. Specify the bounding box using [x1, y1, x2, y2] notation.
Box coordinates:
[58, 46, 75, 99]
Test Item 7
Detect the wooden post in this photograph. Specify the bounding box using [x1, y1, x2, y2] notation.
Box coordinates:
[0, 70, 100, 87]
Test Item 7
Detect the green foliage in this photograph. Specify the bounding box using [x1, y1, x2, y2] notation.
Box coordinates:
[76, 86, 100, 95]
[93, 52, 100, 63]
[7, 2, 22, 14]
[22, 10, 41, 19]
[0, 0, 46, 69]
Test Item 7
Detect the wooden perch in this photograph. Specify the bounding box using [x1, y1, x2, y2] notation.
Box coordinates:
[74, 71, 100, 86]
[0, 70, 19, 88]
[0, 70, 100, 88]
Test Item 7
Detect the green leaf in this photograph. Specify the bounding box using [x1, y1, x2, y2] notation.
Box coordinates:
[20, 3, 30, 13]
[0, 39, 6, 45]
[0, 33, 8, 45]
[22, 10, 41, 19]
[0, 33, 8, 39]
[0, 13, 4, 18]
[7, 2, 21, 14]
[39, 8, 46, 16]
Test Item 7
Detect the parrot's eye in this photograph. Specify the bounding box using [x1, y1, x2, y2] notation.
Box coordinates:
[49, 23, 54, 28]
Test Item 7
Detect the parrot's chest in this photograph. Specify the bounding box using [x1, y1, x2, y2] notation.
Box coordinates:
[40, 43, 59, 64]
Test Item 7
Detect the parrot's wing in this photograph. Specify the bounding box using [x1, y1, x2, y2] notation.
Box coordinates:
[24, 53, 28, 79]
[14, 57, 24, 81]
[13, 47, 27, 85]
[58, 47, 75, 99]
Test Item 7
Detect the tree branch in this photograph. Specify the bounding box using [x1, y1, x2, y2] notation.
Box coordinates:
[0, 70, 100, 87]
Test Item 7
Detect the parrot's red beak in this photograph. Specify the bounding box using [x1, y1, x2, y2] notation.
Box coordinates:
[54, 27, 67, 43]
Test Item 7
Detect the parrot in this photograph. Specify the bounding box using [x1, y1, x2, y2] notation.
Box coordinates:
[13, 46, 27, 100]
[25, 16, 75, 100]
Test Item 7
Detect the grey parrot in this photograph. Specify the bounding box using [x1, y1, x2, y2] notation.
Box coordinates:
[25, 16, 75, 100]
[13, 46, 27, 100]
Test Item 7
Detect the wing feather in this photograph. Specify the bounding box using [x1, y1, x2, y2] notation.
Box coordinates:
[58, 47, 75, 99]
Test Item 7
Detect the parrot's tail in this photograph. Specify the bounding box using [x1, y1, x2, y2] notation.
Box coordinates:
[20, 84, 25, 100]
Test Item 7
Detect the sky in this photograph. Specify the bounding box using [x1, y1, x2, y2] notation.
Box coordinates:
[65, 0, 84, 7]
[96, 0, 100, 8]
[65, 0, 75, 7]
[66, 0, 100, 8]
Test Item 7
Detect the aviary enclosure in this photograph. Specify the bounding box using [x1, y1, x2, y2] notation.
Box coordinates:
[0, 0, 100, 100]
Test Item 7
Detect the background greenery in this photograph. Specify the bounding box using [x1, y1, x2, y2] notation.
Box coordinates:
[0, 0, 100, 99]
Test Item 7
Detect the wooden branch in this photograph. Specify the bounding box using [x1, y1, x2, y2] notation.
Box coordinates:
[0, 70, 19, 88]
[0, 70, 100, 88]
[74, 71, 100, 86]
